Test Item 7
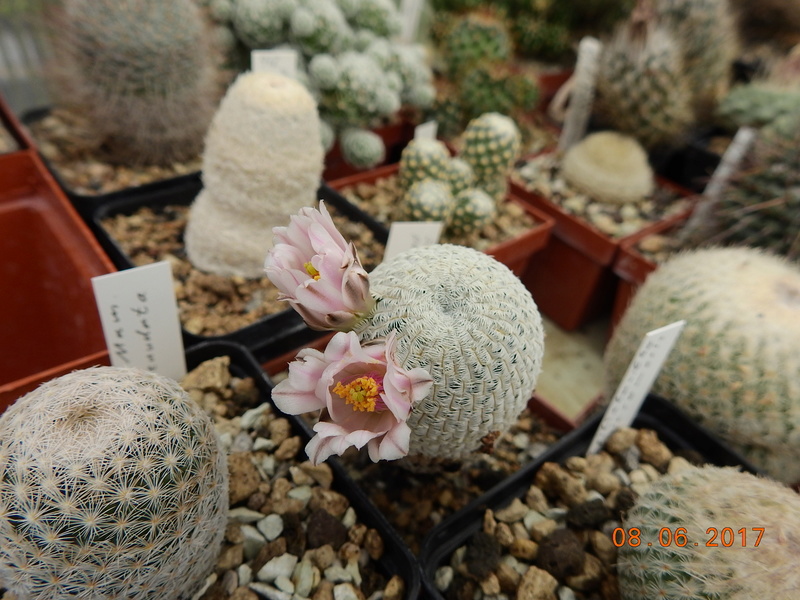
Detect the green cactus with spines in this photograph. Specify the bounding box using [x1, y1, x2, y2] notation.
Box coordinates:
[460, 112, 522, 202]
[715, 83, 800, 131]
[339, 127, 386, 169]
[57, 0, 216, 166]
[441, 11, 513, 80]
[289, 0, 353, 57]
[398, 138, 453, 191]
[511, 16, 573, 61]
[456, 62, 540, 125]
[604, 246, 800, 483]
[400, 178, 455, 222]
[595, 11, 695, 150]
[231, 0, 298, 48]
[339, 0, 401, 38]
[447, 188, 497, 237]
[431, 83, 467, 140]
[0, 366, 228, 600]
[445, 157, 476, 196]
[618, 465, 800, 599]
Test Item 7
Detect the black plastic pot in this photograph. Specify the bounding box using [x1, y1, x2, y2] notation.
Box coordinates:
[91, 173, 385, 364]
[418, 394, 760, 600]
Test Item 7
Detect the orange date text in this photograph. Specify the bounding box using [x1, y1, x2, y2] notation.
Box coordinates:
[612, 527, 765, 548]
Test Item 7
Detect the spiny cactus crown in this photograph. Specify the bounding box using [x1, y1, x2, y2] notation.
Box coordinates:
[604, 246, 800, 482]
[460, 112, 522, 200]
[441, 11, 513, 79]
[618, 465, 800, 600]
[0, 366, 228, 600]
[231, 0, 298, 48]
[353, 244, 544, 460]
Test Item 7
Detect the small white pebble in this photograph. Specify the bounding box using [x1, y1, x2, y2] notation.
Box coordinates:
[342, 506, 357, 529]
[435, 566, 454, 591]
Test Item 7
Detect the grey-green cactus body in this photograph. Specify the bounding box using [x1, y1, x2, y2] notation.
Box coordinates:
[447, 188, 497, 236]
[0, 367, 228, 600]
[401, 179, 455, 222]
[355, 244, 545, 460]
[604, 247, 800, 482]
[618, 465, 800, 599]
[339, 127, 386, 169]
[716, 84, 800, 131]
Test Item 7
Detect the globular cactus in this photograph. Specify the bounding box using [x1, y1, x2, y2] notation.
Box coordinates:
[231, 0, 298, 48]
[560, 131, 655, 204]
[456, 62, 540, 124]
[448, 188, 497, 237]
[398, 138, 453, 191]
[618, 465, 800, 600]
[604, 246, 800, 483]
[289, 0, 353, 57]
[185, 70, 324, 277]
[338, 0, 401, 38]
[511, 15, 572, 61]
[339, 127, 386, 169]
[400, 178, 455, 222]
[445, 157, 476, 195]
[353, 244, 544, 460]
[440, 11, 513, 79]
[55, 0, 216, 166]
[715, 83, 800, 131]
[594, 6, 694, 150]
[460, 112, 522, 202]
[0, 367, 228, 600]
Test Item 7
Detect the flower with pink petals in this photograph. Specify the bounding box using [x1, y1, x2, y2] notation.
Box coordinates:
[272, 331, 433, 464]
[264, 201, 374, 331]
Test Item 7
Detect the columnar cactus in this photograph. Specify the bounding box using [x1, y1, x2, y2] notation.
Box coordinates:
[0, 367, 228, 600]
[618, 465, 800, 599]
[56, 0, 216, 165]
[460, 112, 522, 201]
[604, 246, 800, 482]
[560, 131, 655, 204]
[185, 70, 324, 277]
[353, 244, 544, 460]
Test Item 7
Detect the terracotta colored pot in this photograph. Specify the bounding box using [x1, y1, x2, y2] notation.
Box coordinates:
[0, 149, 115, 410]
[328, 163, 556, 277]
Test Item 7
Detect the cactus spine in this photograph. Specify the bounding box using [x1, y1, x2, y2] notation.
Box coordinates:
[0, 367, 228, 600]
[604, 246, 800, 482]
[618, 465, 800, 599]
[354, 244, 544, 460]
[185, 70, 324, 278]
[56, 0, 216, 165]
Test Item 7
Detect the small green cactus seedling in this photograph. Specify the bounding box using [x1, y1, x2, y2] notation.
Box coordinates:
[0, 367, 228, 600]
[398, 138, 453, 191]
[339, 127, 386, 169]
[55, 0, 216, 166]
[561, 131, 655, 204]
[618, 465, 800, 599]
[400, 178, 455, 222]
[460, 112, 522, 201]
[605, 246, 800, 482]
[448, 188, 497, 237]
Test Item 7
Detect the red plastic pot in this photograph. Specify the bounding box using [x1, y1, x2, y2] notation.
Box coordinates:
[0, 149, 116, 410]
[328, 163, 556, 277]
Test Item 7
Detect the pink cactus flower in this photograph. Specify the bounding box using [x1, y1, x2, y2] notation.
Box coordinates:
[265, 201, 374, 331]
[272, 331, 433, 464]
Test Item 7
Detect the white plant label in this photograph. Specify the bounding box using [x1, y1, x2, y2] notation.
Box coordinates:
[92, 261, 186, 380]
[383, 221, 443, 262]
[414, 120, 438, 141]
[398, 0, 424, 44]
[587, 320, 686, 455]
[251, 48, 299, 79]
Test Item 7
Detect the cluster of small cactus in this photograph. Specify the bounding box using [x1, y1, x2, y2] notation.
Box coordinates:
[0, 366, 228, 599]
[197, 0, 435, 169]
[595, 0, 738, 150]
[618, 465, 800, 599]
[604, 246, 800, 483]
[396, 113, 521, 239]
[353, 244, 545, 460]
[52, 0, 217, 165]
[185, 70, 324, 277]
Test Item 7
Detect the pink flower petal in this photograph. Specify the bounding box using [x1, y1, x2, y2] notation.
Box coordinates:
[368, 422, 411, 462]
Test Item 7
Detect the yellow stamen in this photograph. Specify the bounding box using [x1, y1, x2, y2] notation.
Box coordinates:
[333, 376, 381, 412]
[304, 261, 320, 280]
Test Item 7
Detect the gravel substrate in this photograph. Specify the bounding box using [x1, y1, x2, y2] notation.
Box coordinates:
[434, 427, 710, 600]
[0, 123, 18, 154]
[100, 203, 384, 337]
[511, 154, 691, 239]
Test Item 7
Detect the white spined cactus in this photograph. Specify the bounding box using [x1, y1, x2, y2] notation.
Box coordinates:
[353, 244, 545, 460]
[0, 367, 228, 600]
[185, 70, 324, 278]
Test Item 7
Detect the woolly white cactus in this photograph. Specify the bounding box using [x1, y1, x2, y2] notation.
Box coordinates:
[618, 465, 800, 599]
[561, 131, 655, 204]
[0, 367, 228, 600]
[185, 70, 324, 278]
[354, 244, 545, 460]
[605, 246, 800, 482]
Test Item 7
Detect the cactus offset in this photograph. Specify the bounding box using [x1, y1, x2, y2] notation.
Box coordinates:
[448, 188, 497, 237]
[398, 138, 453, 191]
[289, 0, 353, 57]
[604, 247, 800, 482]
[56, 0, 216, 166]
[339, 0, 401, 38]
[441, 11, 513, 80]
[400, 178, 455, 222]
[231, 0, 298, 48]
[0, 367, 228, 600]
[460, 112, 522, 201]
[445, 157, 476, 195]
[618, 465, 800, 599]
[185, 71, 324, 277]
[339, 127, 386, 169]
[354, 244, 544, 460]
